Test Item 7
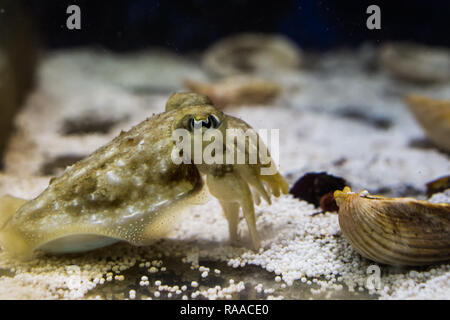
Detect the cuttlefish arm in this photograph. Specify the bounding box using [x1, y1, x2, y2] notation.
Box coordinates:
[167, 93, 289, 250]
[206, 166, 288, 250]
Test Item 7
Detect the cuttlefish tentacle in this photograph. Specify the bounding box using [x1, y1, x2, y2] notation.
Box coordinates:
[261, 172, 289, 198]
[235, 165, 271, 204]
[206, 171, 260, 250]
[0, 92, 288, 259]
[219, 200, 240, 244]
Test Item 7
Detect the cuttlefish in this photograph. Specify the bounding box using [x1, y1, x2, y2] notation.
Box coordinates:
[0, 92, 288, 260]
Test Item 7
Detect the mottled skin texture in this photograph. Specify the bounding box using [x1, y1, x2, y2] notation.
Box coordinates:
[0, 92, 288, 260]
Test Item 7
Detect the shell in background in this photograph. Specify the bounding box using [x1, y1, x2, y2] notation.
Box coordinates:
[184, 76, 281, 108]
[203, 33, 302, 77]
[405, 94, 450, 153]
[379, 42, 450, 83]
[334, 187, 450, 266]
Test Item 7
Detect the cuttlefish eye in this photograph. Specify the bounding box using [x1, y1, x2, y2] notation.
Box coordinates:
[188, 115, 221, 131]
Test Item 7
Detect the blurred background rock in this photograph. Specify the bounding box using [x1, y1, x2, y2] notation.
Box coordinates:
[0, 0, 37, 167]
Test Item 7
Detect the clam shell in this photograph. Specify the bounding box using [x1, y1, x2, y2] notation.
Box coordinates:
[334, 187, 450, 266]
[405, 94, 450, 152]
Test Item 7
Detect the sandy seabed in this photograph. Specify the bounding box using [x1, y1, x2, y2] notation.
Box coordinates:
[0, 46, 449, 299]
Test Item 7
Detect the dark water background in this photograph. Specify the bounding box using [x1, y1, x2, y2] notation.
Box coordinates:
[18, 0, 450, 52]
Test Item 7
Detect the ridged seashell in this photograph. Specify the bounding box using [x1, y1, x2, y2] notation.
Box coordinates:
[405, 94, 450, 152]
[334, 187, 450, 266]
[379, 42, 450, 83]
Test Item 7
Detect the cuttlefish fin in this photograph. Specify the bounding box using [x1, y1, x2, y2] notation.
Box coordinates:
[0, 195, 33, 259]
[0, 195, 26, 230]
